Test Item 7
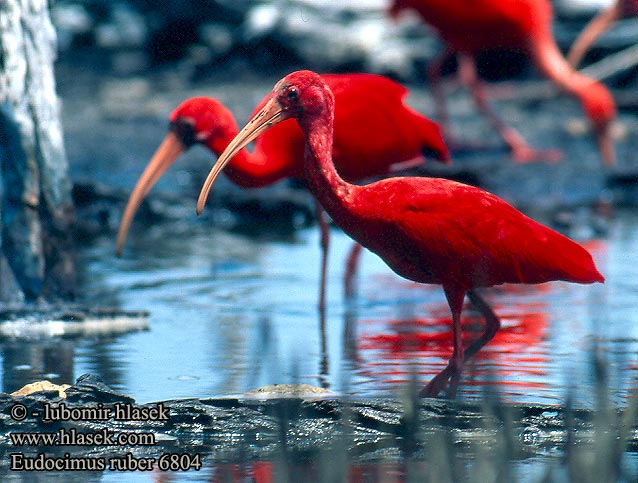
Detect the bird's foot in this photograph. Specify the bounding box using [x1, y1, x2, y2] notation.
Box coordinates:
[419, 365, 457, 398]
[511, 145, 563, 164]
[445, 138, 499, 156]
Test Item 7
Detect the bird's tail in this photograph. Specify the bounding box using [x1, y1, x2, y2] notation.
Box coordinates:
[415, 114, 450, 164]
[541, 229, 605, 285]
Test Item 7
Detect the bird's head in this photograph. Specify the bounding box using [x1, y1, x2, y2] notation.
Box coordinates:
[196, 71, 333, 214]
[270, 70, 335, 127]
[169, 97, 238, 153]
[580, 81, 617, 166]
[387, 0, 410, 20]
[619, 0, 638, 18]
[115, 97, 237, 255]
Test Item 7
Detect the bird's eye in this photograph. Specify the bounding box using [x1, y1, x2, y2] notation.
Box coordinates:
[286, 87, 299, 102]
[169, 118, 197, 147]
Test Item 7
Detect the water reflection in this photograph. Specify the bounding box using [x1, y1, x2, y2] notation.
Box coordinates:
[150, 460, 414, 483]
[0, 333, 140, 397]
[78, 338, 131, 392]
[0, 340, 75, 394]
[2, 210, 637, 406]
[340, 212, 635, 404]
[2, 207, 638, 483]
[347, 281, 552, 401]
[166, 462, 274, 483]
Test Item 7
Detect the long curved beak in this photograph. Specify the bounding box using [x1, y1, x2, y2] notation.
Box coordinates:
[116, 132, 186, 255]
[196, 98, 287, 215]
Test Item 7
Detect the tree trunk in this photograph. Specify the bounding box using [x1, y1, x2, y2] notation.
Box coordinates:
[0, 0, 76, 302]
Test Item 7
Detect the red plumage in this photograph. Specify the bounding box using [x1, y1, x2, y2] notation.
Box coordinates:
[568, 0, 638, 67]
[389, 0, 617, 164]
[117, 73, 448, 318]
[118, 72, 449, 251]
[197, 70, 604, 397]
[350, 177, 603, 289]
[389, 0, 545, 52]
[171, 73, 449, 188]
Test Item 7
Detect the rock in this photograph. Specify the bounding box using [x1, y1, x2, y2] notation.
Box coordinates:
[244, 383, 335, 398]
[63, 373, 135, 404]
[0, 373, 635, 465]
[0, 306, 149, 340]
[51, 1, 638, 84]
[11, 381, 71, 399]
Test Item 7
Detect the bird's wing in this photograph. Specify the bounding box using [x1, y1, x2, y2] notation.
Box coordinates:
[356, 178, 602, 288]
[324, 74, 449, 178]
[322, 73, 409, 102]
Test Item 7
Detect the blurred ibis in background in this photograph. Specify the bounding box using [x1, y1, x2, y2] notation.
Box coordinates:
[388, 0, 617, 165]
[568, 0, 638, 67]
[116, 73, 449, 315]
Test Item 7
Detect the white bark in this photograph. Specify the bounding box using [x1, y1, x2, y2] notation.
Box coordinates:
[0, 0, 75, 302]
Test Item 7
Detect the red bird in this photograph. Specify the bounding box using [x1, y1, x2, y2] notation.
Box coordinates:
[197, 70, 604, 397]
[388, 0, 617, 165]
[116, 73, 449, 313]
[568, 0, 638, 67]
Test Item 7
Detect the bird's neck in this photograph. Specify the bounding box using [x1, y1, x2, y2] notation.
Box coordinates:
[301, 113, 358, 223]
[530, 34, 600, 105]
[204, 132, 291, 188]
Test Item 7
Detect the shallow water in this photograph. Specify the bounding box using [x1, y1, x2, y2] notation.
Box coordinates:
[3, 209, 635, 408]
[3, 68, 638, 481]
[81, 210, 638, 406]
[3, 210, 638, 483]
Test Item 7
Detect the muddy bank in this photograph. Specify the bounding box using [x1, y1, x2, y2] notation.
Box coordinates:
[1, 374, 636, 478]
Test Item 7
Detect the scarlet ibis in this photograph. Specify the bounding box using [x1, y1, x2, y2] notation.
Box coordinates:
[388, 0, 617, 165]
[115, 73, 449, 314]
[197, 70, 604, 397]
[568, 0, 638, 67]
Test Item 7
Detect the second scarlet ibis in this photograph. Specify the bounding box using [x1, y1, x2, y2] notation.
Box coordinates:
[388, 0, 617, 165]
[197, 70, 604, 397]
[568, 0, 638, 67]
[116, 73, 449, 313]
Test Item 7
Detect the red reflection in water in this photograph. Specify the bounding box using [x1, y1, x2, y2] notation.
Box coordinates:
[356, 285, 551, 394]
[154, 460, 419, 483]
[211, 461, 274, 483]
[349, 461, 408, 482]
[153, 461, 275, 483]
[361, 307, 547, 357]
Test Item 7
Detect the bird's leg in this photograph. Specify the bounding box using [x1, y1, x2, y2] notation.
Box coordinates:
[343, 296, 359, 363]
[446, 368, 463, 399]
[318, 318, 329, 388]
[465, 289, 501, 362]
[427, 48, 455, 135]
[426, 48, 484, 157]
[315, 201, 330, 387]
[420, 287, 466, 398]
[457, 54, 562, 163]
[344, 242, 363, 300]
[315, 201, 330, 319]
